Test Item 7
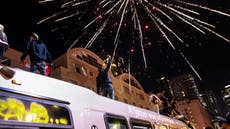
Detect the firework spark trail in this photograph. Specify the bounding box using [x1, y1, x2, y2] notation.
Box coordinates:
[144, 1, 184, 43]
[67, 33, 85, 52]
[174, 12, 230, 43]
[132, 0, 147, 68]
[155, 7, 173, 21]
[38, 0, 54, 4]
[55, 14, 77, 22]
[193, 22, 230, 43]
[111, 0, 129, 63]
[38, 0, 229, 80]
[83, 17, 100, 29]
[172, 5, 200, 15]
[38, 0, 92, 24]
[173, 13, 206, 34]
[105, 1, 121, 15]
[179, 52, 202, 80]
[37, 13, 58, 24]
[61, 0, 92, 8]
[144, 5, 176, 49]
[99, 0, 108, 5]
[68, 0, 120, 50]
[83, 0, 120, 30]
[118, 0, 127, 13]
[174, 0, 230, 17]
[150, 11, 184, 43]
[72, 0, 92, 7]
[144, 4, 202, 80]
[155, 1, 216, 29]
[145, 2, 173, 21]
[85, 18, 109, 48]
[101, 0, 112, 8]
[128, 56, 131, 93]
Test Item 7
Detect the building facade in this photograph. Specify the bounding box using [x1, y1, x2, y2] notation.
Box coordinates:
[221, 85, 230, 114]
[200, 90, 222, 119]
[169, 74, 212, 129]
[51, 48, 151, 109]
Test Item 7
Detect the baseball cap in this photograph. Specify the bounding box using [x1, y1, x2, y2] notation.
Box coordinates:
[0, 24, 4, 30]
[31, 33, 39, 40]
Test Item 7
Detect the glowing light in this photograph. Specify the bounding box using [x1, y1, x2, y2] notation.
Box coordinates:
[50, 118, 54, 123]
[0, 97, 70, 125]
[144, 25, 149, 29]
[130, 48, 134, 53]
[98, 15, 103, 19]
[53, 105, 60, 109]
[55, 118, 60, 124]
[60, 118, 68, 125]
[30, 102, 49, 123]
[26, 114, 36, 122]
[152, 6, 157, 11]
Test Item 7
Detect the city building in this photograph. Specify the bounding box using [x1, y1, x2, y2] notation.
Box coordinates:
[200, 90, 222, 119]
[169, 74, 212, 129]
[169, 74, 200, 100]
[221, 85, 230, 114]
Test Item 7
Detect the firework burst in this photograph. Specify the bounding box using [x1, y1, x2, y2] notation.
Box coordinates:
[37, 0, 230, 80]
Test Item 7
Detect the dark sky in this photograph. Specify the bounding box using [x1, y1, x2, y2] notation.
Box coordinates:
[1, 0, 230, 93]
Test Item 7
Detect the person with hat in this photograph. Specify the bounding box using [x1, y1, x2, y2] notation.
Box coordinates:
[216, 112, 230, 129]
[96, 55, 115, 99]
[20, 33, 52, 76]
[0, 24, 9, 61]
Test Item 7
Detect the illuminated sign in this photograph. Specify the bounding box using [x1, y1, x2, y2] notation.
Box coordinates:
[0, 95, 71, 125]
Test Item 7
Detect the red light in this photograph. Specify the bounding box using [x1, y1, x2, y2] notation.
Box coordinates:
[144, 25, 149, 29]
[130, 48, 134, 53]
[98, 15, 103, 19]
[152, 6, 157, 11]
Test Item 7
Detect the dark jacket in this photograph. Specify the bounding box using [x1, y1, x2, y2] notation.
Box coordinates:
[20, 40, 52, 63]
[96, 57, 112, 87]
[0, 30, 8, 46]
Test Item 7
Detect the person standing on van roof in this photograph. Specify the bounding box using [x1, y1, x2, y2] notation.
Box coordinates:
[0, 24, 9, 61]
[20, 33, 52, 76]
[96, 55, 115, 99]
[149, 93, 161, 113]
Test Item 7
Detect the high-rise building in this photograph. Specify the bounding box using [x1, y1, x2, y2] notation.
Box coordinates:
[169, 74, 200, 100]
[169, 74, 212, 129]
[221, 85, 230, 114]
[199, 90, 222, 118]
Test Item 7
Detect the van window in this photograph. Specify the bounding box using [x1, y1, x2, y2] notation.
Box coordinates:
[0, 126, 38, 129]
[130, 118, 152, 129]
[104, 114, 129, 129]
[0, 89, 73, 129]
[159, 125, 168, 129]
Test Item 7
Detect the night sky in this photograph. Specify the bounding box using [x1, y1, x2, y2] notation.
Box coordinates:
[0, 0, 230, 93]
